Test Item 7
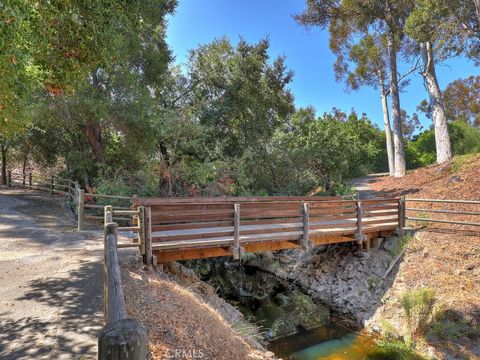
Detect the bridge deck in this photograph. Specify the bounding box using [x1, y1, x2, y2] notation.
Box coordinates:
[133, 197, 401, 262]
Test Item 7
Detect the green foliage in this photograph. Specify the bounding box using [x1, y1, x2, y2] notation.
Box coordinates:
[407, 121, 480, 168]
[401, 288, 436, 337]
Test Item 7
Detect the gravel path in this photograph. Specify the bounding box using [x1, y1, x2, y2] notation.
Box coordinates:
[0, 188, 104, 359]
[350, 173, 389, 199]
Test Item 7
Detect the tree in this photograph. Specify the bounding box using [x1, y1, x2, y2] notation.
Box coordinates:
[443, 76, 480, 126]
[188, 38, 295, 158]
[295, 0, 411, 177]
[405, 0, 453, 164]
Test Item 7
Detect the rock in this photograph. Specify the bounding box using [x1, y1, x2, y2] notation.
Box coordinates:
[448, 175, 462, 183]
[464, 264, 474, 271]
[383, 239, 397, 252]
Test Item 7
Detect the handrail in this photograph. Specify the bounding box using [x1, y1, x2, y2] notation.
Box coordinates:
[405, 197, 480, 227]
[98, 208, 146, 359]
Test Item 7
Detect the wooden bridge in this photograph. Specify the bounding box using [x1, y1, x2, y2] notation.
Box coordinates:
[129, 196, 404, 263]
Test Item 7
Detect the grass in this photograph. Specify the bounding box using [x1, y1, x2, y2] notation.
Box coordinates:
[401, 288, 436, 338]
[451, 153, 478, 173]
[392, 234, 413, 257]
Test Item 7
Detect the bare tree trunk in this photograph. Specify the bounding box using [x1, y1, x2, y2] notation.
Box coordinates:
[421, 42, 452, 164]
[380, 83, 395, 176]
[387, 31, 406, 177]
[474, 0, 480, 28]
[1, 143, 7, 186]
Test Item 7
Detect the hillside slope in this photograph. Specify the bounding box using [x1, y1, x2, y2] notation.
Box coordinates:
[366, 155, 480, 360]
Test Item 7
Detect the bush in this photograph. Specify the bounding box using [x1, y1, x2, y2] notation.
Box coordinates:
[401, 288, 436, 338]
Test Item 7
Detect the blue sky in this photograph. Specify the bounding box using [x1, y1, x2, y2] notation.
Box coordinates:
[166, 0, 479, 131]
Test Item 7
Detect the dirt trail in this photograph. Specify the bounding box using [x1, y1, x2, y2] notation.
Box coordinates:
[0, 188, 104, 359]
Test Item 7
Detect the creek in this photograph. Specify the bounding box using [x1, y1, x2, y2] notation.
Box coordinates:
[185, 258, 423, 360]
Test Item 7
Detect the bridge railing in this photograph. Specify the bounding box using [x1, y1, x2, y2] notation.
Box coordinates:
[406, 197, 480, 228]
[133, 196, 402, 263]
[98, 208, 146, 359]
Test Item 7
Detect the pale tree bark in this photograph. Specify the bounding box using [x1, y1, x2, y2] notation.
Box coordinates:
[421, 42, 452, 164]
[387, 31, 406, 177]
[380, 81, 395, 176]
[474, 0, 480, 28]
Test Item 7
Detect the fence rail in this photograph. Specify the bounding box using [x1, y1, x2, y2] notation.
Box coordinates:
[135, 197, 402, 263]
[405, 198, 480, 227]
[98, 209, 146, 359]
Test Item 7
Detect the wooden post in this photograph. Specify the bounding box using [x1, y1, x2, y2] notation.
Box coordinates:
[137, 206, 146, 256]
[100, 220, 147, 359]
[301, 202, 310, 250]
[105, 205, 113, 225]
[28, 172, 32, 189]
[22, 171, 25, 185]
[397, 196, 406, 235]
[98, 318, 147, 360]
[355, 200, 367, 248]
[78, 189, 85, 231]
[398, 196, 406, 229]
[144, 206, 152, 266]
[7, 170, 11, 187]
[230, 203, 241, 260]
[50, 176, 54, 195]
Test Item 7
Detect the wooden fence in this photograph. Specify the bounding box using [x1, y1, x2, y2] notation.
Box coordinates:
[7, 171, 136, 230]
[406, 197, 480, 227]
[133, 196, 402, 263]
[98, 208, 146, 359]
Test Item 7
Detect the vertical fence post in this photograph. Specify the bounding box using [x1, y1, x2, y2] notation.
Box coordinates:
[144, 207, 152, 266]
[78, 189, 85, 231]
[138, 206, 146, 256]
[356, 200, 366, 249]
[397, 196, 406, 235]
[7, 170, 11, 187]
[28, 172, 32, 189]
[50, 176, 54, 195]
[301, 202, 310, 250]
[22, 171, 26, 185]
[230, 203, 241, 260]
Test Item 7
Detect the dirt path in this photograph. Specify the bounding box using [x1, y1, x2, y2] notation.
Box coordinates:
[0, 188, 104, 359]
[350, 173, 389, 199]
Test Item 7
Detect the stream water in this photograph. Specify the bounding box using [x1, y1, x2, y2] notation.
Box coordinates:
[186, 259, 423, 360]
[268, 324, 423, 360]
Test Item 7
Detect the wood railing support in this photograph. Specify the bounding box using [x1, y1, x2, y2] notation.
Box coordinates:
[144, 206, 152, 266]
[355, 200, 367, 248]
[7, 170, 11, 187]
[301, 202, 310, 250]
[99, 215, 146, 360]
[77, 189, 85, 231]
[230, 203, 244, 260]
[50, 176, 54, 195]
[138, 206, 146, 256]
[397, 196, 406, 235]
[28, 172, 32, 189]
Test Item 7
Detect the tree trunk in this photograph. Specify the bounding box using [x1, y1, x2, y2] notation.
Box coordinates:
[380, 82, 395, 176]
[474, 0, 480, 29]
[1, 143, 7, 186]
[421, 42, 452, 164]
[387, 31, 406, 177]
[86, 68, 104, 164]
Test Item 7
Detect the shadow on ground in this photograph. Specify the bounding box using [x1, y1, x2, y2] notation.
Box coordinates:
[0, 259, 102, 359]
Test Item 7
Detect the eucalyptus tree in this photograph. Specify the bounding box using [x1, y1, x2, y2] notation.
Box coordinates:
[296, 0, 413, 177]
[405, 0, 453, 163]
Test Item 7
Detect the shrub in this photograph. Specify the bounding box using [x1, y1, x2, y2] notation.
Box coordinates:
[401, 288, 436, 338]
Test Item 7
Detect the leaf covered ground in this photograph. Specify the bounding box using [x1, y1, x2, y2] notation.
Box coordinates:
[368, 154, 480, 359]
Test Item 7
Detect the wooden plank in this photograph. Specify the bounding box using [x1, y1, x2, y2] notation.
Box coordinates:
[232, 203, 241, 259]
[135, 195, 343, 206]
[152, 220, 233, 232]
[151, 208, 234, 218]
[240, 217, 302, 226]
